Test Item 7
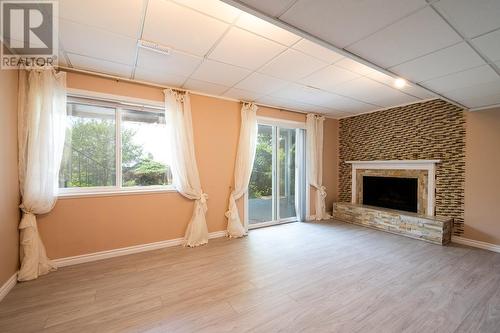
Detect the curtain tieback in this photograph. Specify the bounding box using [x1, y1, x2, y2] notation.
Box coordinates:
[315, 185, 327, 198]
[199, 192, 208, 204]
[224, 192, 237, 219]
[197, 192, 209, 212]
[19, 207, 37, 229]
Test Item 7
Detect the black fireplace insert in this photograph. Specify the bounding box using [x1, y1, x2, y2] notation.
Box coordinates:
[362, 176, 418, 213]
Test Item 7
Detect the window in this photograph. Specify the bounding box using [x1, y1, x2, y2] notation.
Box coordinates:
[59, 97, 173, 195]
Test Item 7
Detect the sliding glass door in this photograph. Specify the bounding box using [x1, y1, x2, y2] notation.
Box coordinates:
[248, 123, 305, 228]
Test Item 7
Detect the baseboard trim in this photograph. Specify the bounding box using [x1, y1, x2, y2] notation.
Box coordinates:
[54, 230, 228, 268]
[451, 236, 500, 253]
[0, 272, 17, 302]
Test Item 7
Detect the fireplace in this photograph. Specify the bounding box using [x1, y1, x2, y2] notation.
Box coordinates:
[362, 176, 418, 213]
[346, 160, 440, 216]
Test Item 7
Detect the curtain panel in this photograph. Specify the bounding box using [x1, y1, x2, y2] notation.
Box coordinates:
[225, 103, 258, 237]
[306, 114, 331, 221]
[17, 68, 67, 281]
[164, 89, 209, 247]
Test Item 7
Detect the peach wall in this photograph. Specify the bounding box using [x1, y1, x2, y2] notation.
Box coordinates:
[464, 108, 500, 245]
[38, 72, 339, 259]
[0, 67, 19, 285]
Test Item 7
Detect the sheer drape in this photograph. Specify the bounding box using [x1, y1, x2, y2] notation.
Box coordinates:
[225, 103, 258, 237]
[306, 114, 331, 221]
[164, 89, 208, 247]
[17, 68, 67, 281]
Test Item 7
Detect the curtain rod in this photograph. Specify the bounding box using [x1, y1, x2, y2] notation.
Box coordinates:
[56, 66, 322, 117]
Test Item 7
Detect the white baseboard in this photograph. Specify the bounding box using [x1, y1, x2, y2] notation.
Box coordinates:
[451, 236, 500, 253]
[54, 230, 228, 268]
[0, 272, 17, 302]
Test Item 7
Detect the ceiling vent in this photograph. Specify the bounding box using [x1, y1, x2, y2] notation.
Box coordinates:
[137, 39, 172, 56]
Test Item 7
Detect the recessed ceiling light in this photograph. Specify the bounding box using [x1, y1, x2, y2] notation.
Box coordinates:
[394, 78, 406, 89]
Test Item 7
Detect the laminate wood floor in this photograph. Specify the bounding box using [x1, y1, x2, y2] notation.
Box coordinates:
[1, 221, 500, 333]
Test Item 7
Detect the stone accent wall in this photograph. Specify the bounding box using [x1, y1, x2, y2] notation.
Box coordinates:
[339, 99, 466, 235]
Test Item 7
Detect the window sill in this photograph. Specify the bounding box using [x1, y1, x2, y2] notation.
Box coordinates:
[58, 187, 177, 199]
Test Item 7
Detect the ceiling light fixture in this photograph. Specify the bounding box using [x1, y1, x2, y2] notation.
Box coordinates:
[138, 39, 172, 56]
[394, 78, 407, 89]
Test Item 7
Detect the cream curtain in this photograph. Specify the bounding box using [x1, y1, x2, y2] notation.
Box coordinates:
[164, 89, 208, 247]
[17, 68, 67, 281]
[225, 103, 258, 237]
[306, 114, 331, 221]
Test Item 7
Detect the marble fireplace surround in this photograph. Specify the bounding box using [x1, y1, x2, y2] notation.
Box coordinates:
[346, 160, 440, 216]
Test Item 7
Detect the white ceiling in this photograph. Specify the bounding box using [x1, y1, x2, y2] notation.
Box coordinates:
[222, 0, 500, 110]
[56, 0, 441, 118]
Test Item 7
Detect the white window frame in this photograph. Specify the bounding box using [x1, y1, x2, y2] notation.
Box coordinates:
[58, 90, 176, 198]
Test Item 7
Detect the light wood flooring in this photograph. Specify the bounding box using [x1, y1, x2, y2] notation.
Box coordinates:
[1, 220, 500, 332]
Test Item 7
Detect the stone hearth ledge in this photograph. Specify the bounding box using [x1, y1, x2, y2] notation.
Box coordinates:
[332, 202, 452, 245]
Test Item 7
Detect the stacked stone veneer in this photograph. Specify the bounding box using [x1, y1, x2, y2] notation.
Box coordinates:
[339, 99, 466, 236]
[332, 202, 452, 245]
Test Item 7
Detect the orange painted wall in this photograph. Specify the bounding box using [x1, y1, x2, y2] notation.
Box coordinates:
[38, 72, 339, 259]
[0, 66, 19, 285]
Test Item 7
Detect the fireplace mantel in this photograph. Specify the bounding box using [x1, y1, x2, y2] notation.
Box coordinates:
[346, 160, 440, 216]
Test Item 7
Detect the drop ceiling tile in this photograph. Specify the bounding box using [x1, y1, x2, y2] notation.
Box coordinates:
[67, 53, 133, 77]
[347, 7, 462, 68]
[223, 88, 263, 101]
[183, 78, 229, 95]
[172, 0, 241, 23]
[422, 65, 499, 93]
[334, 57, 434, 98]
[390, 42, 485, 83]
[209, 27, 286, 70]
[334, 57, 377, 76]
[326, 97, 377, 113]
[134, 68, 188, 87]
[272, 83, 365, 110]
[234, 0, 298, 17]
[444, 78, 500, 108]
[136, 48, 202, 77]
[271, 84, 327, 106]
[462, 93, 500, 109]
[257, 95, 313, 113]
[280, 0, 427, 48]
[59, 0, 143, 38]
[398, 85, 435, 100]
[143, 0, 228, 57]
[434, 0, 500, 38]
[472, 30, 500, 62]
[292, 39, 344, 63]
[255, 95, 288, 109]
[190, 60, 251, 86]
[332, 77, 419, 107]
[60, 19, 137, 65]
[262, 88, 375, 113]
[234, 72, 288, 94]
[259, 49, 327, 81]
[236, 12, 301, 46]
[300, 65, 361, 92]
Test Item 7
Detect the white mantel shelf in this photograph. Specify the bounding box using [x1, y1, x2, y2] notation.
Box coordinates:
[347, 159, 440, 216]
[346, 160, 441, 164]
